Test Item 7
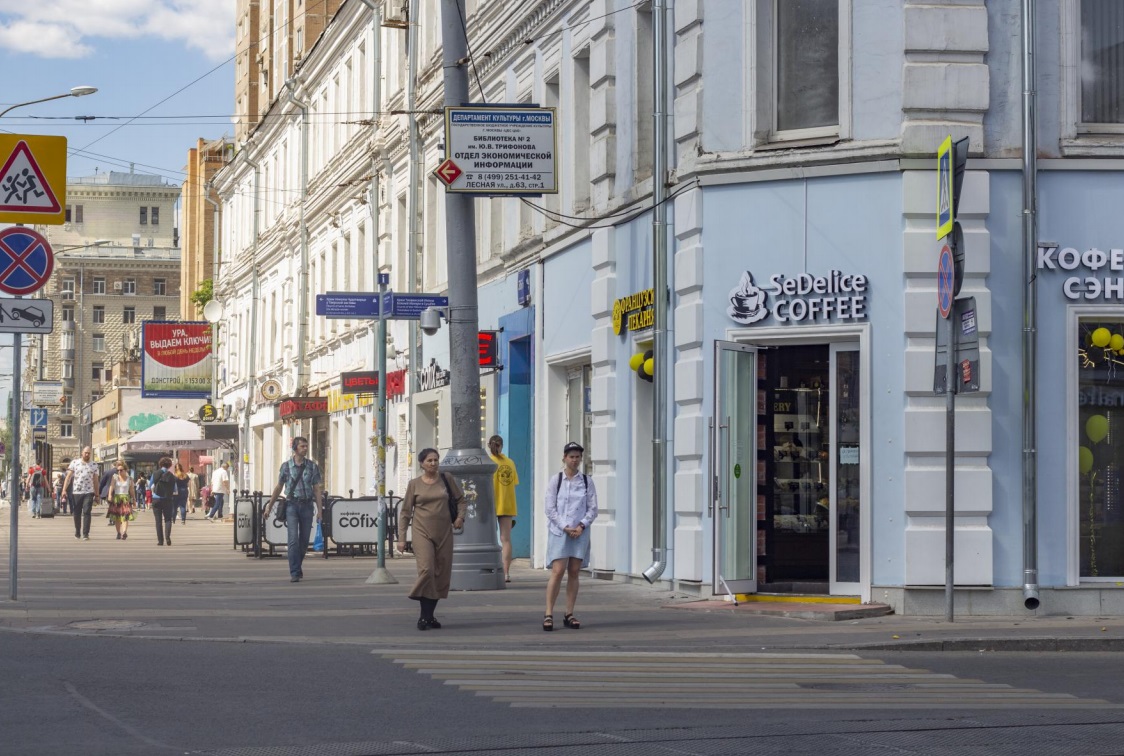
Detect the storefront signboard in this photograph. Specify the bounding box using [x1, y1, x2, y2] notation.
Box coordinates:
[1035, 245, 1124, 300]
[278, 397, 328, 421]
[612, 288, 654, 335]
[328, 386, 374, 414]
[727, 270, 869, 326]
[443, 105, 558, 195]
[417, 359, 450, 391]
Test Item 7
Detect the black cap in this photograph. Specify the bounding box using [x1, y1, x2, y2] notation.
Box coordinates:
[563, 441, 584, 454]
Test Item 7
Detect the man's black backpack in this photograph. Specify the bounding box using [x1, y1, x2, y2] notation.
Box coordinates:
[154, 469, 176, 499]
[30, 470, 42, 488]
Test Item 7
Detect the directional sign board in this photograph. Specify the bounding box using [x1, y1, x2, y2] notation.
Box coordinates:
[444, 105, 558, 195]
[29, 408, 47, 429]
[0, 298, 53, 334]
[0, 135, 66, 225]
[0, 227, 53, 296]
[381, 292, 449, 320]
[938, 243, 955, 319]
[315, 292, 381, 319]
[434, 158, 462, 186]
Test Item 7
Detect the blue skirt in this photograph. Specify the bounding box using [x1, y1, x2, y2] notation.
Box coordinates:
[546, 528, 591, 568]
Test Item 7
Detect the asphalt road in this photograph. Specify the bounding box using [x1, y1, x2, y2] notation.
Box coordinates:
[4, 509, 1124, 754]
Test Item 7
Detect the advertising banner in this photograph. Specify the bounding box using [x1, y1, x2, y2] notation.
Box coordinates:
[141, 321, 212, 398]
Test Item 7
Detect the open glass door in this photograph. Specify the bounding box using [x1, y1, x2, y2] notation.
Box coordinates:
[712, 341, 757, 596]
[830, 344, 862, 594]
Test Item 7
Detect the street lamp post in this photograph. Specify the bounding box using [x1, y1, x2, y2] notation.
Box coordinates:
[5, 85, 98, 601]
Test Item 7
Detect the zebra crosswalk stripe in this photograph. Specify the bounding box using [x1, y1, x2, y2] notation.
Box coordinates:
[375, 649, 1119, 709]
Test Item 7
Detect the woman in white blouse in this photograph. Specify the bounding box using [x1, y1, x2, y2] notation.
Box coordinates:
[543, 441, 598, 631]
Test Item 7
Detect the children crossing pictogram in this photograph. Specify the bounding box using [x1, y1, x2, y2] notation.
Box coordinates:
[0, 141, 61, 214]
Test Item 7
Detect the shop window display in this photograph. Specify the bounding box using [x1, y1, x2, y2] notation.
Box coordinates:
[1078, 320, 1124, 577]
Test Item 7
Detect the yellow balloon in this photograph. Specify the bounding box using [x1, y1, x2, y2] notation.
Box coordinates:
[1080, 446, 1094, 475]
[1111, 334, 1124, 352]
[628, 353, 644, 372]
[1093, 328, 1112, 347]
[1087, 414, 1110, 444]
[643, 358, 655, 376]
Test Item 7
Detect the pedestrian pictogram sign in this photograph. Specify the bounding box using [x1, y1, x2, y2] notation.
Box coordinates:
[434, 158, 462, 186]
[936, 135, 953, 239]
[0, 227, 54, 296]
[0, 135, 66, 225]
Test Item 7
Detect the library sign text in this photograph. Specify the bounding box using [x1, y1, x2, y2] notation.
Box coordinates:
[727, 270, 869, 326]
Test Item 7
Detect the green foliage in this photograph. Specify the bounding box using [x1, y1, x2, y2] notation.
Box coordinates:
[189, 279, 214, 315]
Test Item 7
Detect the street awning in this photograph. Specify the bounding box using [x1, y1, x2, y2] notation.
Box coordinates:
[119, 417, 220, 453]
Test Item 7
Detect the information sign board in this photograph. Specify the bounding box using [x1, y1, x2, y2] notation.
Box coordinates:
[382, 292, 449, 319]
[443, 105, 558, 195]
[315, 292, 381, 319]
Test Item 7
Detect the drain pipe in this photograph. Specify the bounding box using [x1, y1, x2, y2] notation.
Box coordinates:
[643, 0, 670, 584]
[243, 152, 261, 491]
[285, 78, 311, 399]
[1021, 0, 1040, 611]
[405, 0, 421, 464]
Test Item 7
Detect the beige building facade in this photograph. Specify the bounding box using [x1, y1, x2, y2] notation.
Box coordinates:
[180, 138, 233, 318]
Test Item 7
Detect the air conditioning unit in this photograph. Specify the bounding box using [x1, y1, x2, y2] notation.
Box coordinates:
[113, 281, 122, 291]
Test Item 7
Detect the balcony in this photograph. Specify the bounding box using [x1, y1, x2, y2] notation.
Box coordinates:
[61, 349, 75, 361]
[62, 378, 74, 390]
[58, 407, 75, 419]
[60, 320, 75, 331]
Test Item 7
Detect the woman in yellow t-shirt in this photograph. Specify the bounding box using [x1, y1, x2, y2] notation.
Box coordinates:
[489, 435, 519, 583]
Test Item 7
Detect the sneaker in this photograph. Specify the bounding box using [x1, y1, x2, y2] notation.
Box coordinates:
[166, 539, 172, 546]
[290, 575, 300, 583]
[74, 534, 80, 540]
[81, 536, 89, 541]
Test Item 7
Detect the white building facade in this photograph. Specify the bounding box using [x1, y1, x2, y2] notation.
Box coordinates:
[215, 0, 1124, 616]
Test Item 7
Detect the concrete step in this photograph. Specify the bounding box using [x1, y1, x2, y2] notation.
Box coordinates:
[666, 598, 894, 621]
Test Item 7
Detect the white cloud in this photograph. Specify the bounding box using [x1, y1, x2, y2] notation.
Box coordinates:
[0, 0, 235, 61]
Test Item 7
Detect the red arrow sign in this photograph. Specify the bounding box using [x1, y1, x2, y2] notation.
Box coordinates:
[434, 158, 462, 186]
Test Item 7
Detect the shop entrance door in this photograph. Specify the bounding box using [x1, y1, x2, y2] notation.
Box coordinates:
[712, 341, 757, 596]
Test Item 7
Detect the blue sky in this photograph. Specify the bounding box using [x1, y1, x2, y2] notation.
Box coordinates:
[0, 0, 236, 185]
[0, 1, 237, 422]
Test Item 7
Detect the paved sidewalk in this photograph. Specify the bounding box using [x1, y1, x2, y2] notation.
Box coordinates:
[2, 509, 1124, 651]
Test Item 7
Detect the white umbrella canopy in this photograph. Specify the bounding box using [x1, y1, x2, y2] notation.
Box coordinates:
[119, 417, 220, 452]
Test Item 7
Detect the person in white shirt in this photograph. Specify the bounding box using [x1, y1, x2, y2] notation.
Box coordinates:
[542, 441, 598, 632]
[206, 461, 231, 521]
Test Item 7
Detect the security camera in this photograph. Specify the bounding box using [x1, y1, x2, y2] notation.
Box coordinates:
[419, 307, 442, 336]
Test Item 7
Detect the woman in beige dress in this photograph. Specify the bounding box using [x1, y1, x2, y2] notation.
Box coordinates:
[397, 448, 466, 630]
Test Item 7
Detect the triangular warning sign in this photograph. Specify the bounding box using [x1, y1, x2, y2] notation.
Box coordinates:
[0, 141, 61, 214]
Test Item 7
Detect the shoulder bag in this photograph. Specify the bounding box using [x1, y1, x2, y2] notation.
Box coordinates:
[441, 473, 458, 523]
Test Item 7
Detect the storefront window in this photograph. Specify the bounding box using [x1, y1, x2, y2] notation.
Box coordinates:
[1078, 318, 1124, 577]
[567, 365, 593, 474]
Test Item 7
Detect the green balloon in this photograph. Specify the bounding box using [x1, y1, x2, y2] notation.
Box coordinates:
[1087, 415, 1110, 444]
[1080, 446, 1094, 474]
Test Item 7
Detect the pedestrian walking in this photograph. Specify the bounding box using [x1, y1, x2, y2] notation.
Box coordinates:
[488, 435, 520, 583]
[206, 461, 231, 521]
[187, 466, 201, 514]
[134, 474, 148, 511]
[264, 437, 324, 583]
[149, 457, 178, 546]
[543, 441, 598, 631]
[25, 460, 45, 518]
[106, 461, 136, 540]
[98, 466, 116, 527]
[172, 463, 189, 524]
[62, 447, 100, 541]
[53, 469, 66, 514]
[396, 448, 466, 630]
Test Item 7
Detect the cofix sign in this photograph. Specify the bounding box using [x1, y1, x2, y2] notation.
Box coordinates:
[341, 371, 379, 395]
[279, 397, 328, 420]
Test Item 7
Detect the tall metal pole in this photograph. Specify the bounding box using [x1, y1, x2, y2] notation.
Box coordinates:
[286, 82, 311, 401]
[367, 273, 396, 584]
[243, 155, 261, 491]
[438, 0, 502, 590]
[8, 331, 20, 600]
[944, 315, 956, 622]
[406, 0, 422, 466]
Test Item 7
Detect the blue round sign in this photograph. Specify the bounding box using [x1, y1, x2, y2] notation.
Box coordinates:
[0, 226, 53, 296]
[937, 243, 955, 319]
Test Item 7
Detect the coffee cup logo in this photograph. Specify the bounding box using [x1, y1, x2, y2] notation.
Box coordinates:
[727, 272, 768, 324]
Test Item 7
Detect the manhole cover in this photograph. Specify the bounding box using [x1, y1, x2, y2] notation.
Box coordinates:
[68, 620, 145, 631]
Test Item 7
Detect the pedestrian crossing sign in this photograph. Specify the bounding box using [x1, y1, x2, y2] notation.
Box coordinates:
[0, 135, 66, 225]
[936, 135, 953, 239]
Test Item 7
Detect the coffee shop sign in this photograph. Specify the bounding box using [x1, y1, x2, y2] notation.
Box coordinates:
[1037, 245, 1124, 300]
[727, 270, 869, 325]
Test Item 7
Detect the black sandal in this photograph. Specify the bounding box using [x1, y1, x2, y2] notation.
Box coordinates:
[563, 614, 581, 630]
[542, 615, 554, 632]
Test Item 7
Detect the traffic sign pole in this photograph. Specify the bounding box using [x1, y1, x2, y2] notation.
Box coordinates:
[367, 272, 395, 585]
[944, 311, 956, 623]
[9, 330, 20, 601]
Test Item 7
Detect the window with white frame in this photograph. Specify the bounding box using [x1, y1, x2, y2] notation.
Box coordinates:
[92, 334, 105, 352]
[60, 422, 73, 438]
[92, 306, 105, 324]
[154, 278, 166, 296]
[123, 277, 135, 295]
[61, 277, 74, 294]
[1080, 1, 1124, 127]
[93, 277, 105, 295]
[755, 0, 847, 143]
[123, 306, 135, 324]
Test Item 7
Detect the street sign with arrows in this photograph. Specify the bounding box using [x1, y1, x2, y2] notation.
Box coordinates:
[434, 158, 462, 186]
